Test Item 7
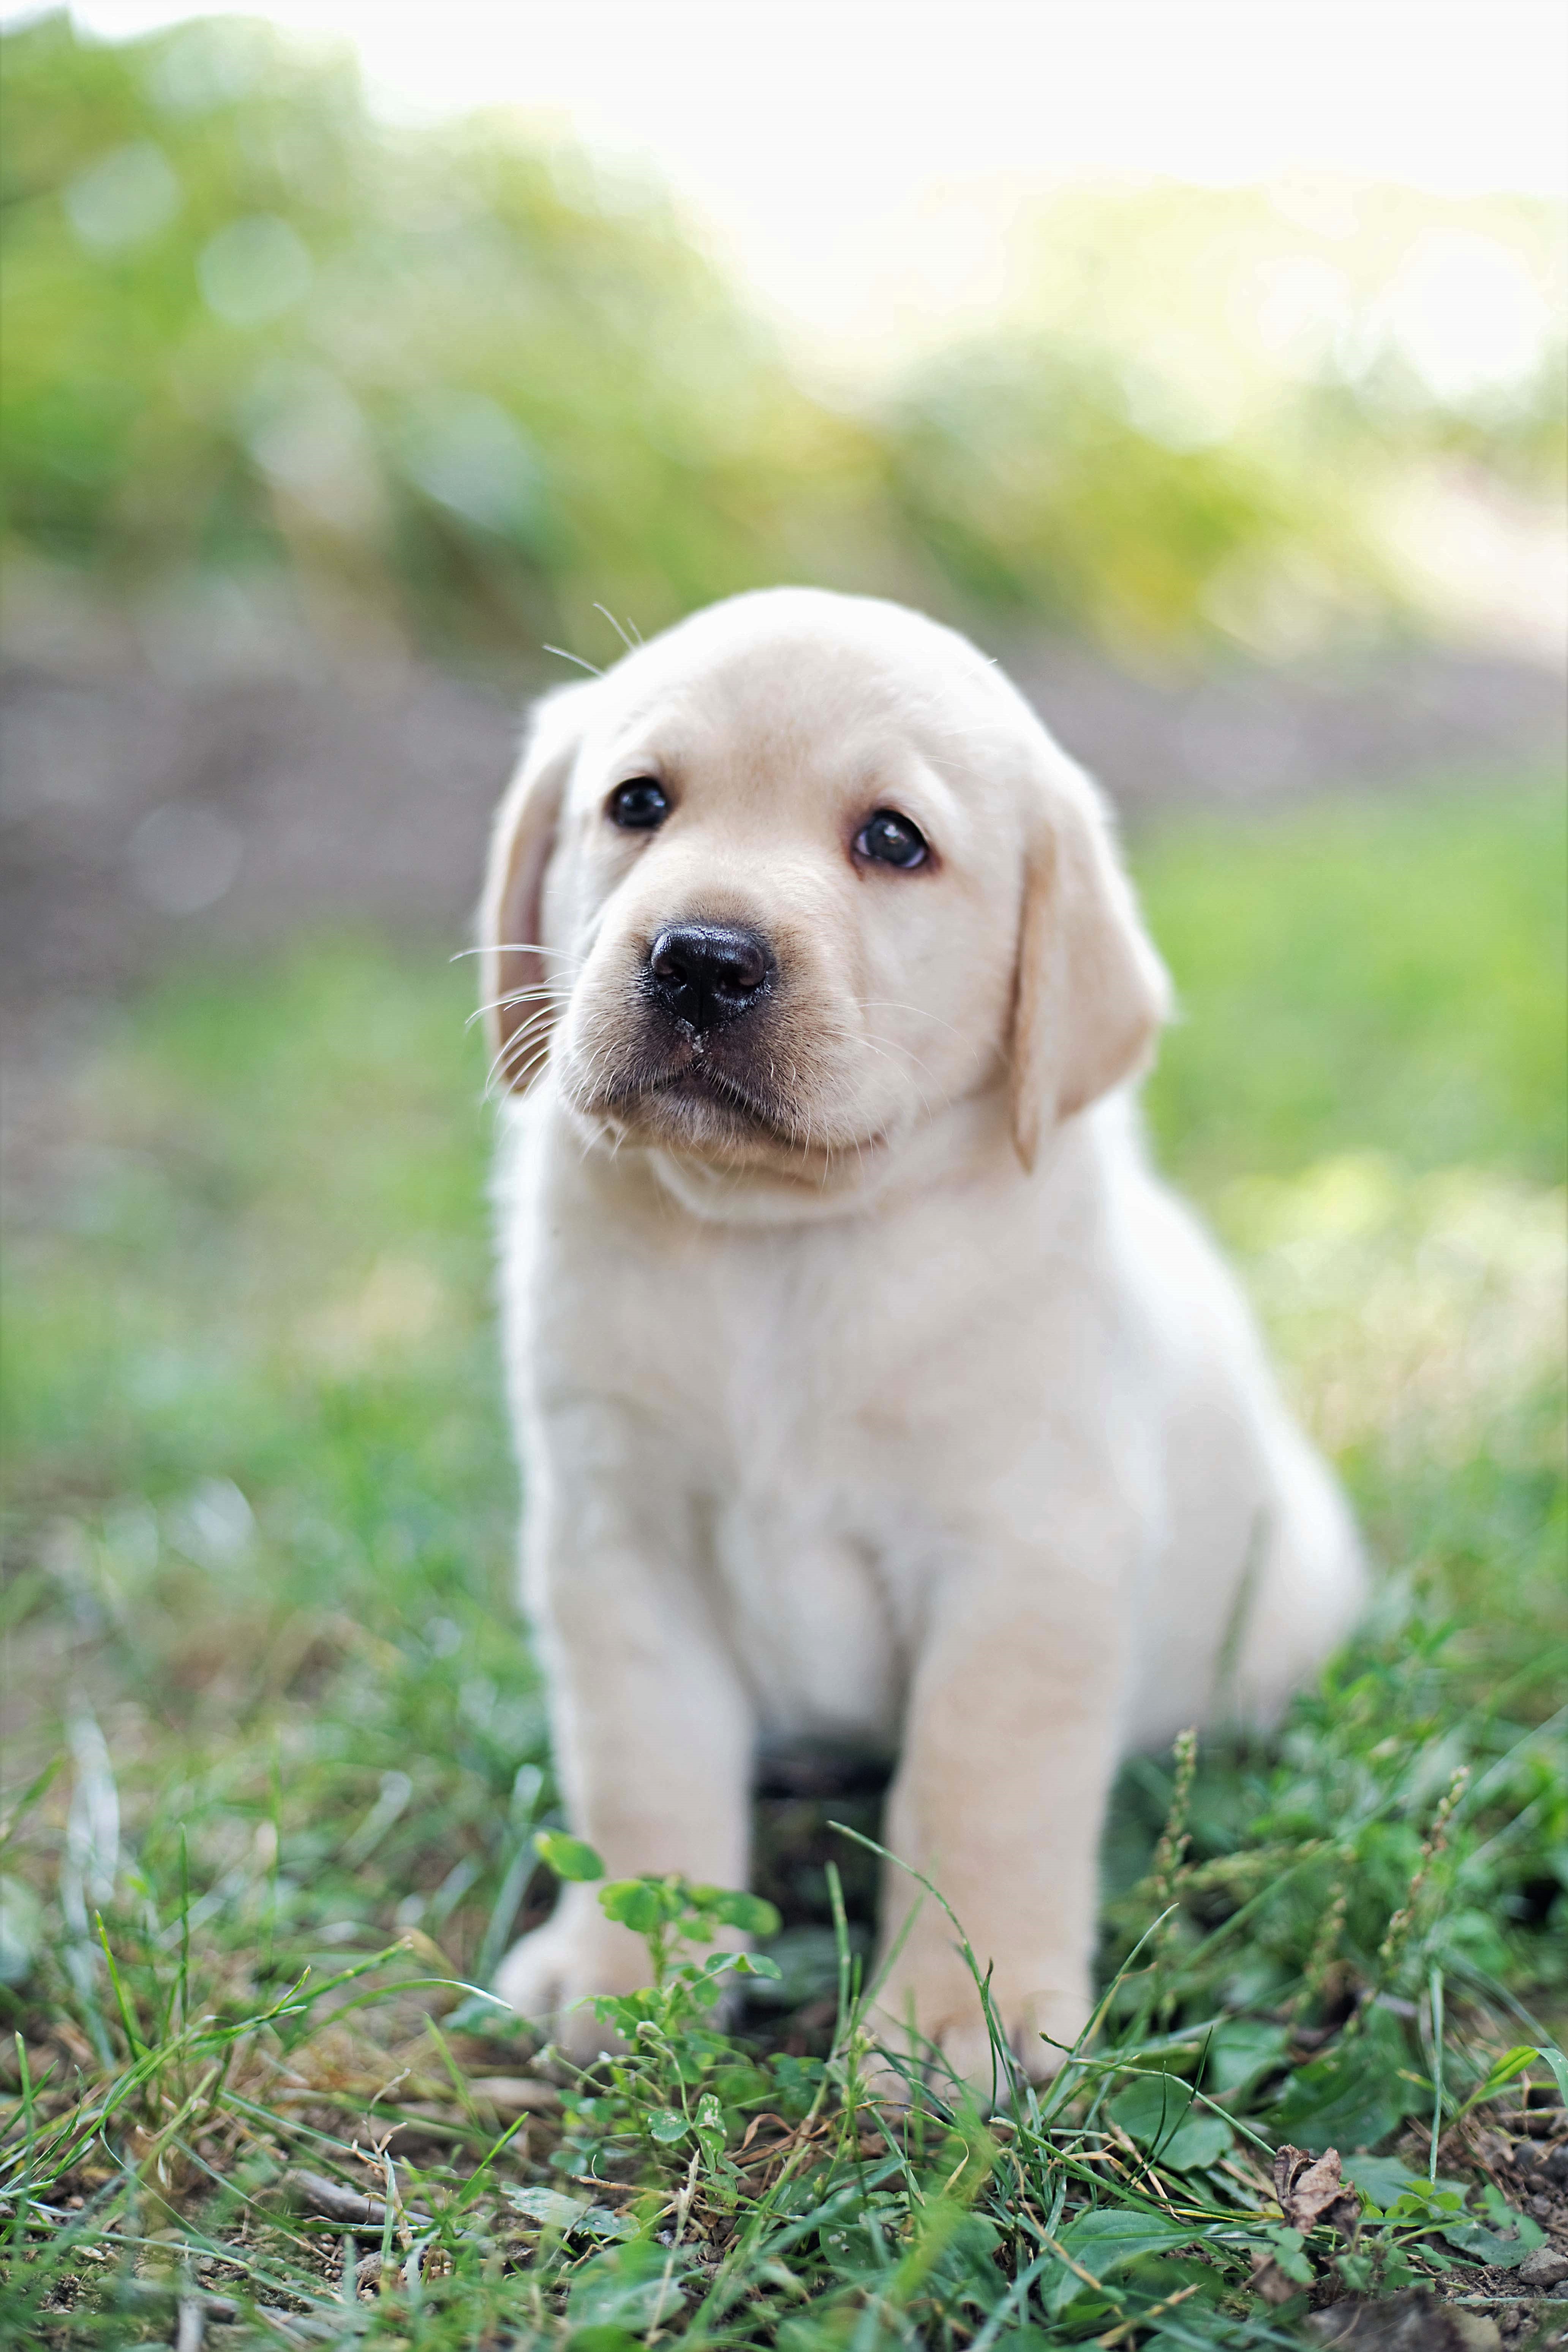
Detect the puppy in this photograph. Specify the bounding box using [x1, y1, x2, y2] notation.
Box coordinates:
[479, 588, 1363, 2088]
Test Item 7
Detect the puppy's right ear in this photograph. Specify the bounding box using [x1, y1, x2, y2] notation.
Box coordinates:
[1009, 758, 1171, 1172]
[479, 682, 593, 1095]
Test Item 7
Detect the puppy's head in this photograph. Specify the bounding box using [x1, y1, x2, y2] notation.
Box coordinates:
[481, 590, 1168, 1184]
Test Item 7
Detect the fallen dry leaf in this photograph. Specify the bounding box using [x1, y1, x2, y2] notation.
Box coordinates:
[1274, 2143, 1361, 2236]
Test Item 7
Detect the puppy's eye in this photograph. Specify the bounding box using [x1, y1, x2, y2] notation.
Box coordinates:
[608, 778, 669, 830]
[854, 809, 928, 869]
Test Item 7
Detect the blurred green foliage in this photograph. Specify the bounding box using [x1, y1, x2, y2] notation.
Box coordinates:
[882, 337, 1331, 647]
[3, 9, 1562, 669]
[0, 9, 888, 661]
[1142, 780, 1568, 1186]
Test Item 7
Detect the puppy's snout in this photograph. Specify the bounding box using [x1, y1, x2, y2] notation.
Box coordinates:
[647, 923, 771, 1033]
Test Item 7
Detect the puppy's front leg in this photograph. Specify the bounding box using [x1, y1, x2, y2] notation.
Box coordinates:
[495, 1433, 753, 2060]
[874, 1544, 1130, 2094]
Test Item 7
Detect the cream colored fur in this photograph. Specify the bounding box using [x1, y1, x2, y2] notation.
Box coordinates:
[479, 588, 1364, 2090]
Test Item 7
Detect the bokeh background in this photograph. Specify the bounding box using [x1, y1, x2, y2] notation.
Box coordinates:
[2, 3, 1564, 2026]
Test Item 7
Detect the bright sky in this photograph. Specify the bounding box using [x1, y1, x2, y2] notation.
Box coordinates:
[13, 0, 1568, 360]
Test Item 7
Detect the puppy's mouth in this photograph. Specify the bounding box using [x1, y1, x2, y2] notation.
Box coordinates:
[583, 1031, 802, 1151]
[643, 1050, 791, 1136]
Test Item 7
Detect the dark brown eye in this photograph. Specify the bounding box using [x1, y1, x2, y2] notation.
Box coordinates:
[855, 809, 928, 869]
[608, 778, 669, 830]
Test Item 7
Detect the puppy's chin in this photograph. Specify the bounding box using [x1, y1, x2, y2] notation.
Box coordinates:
[565, 1064, 791, 1171]
[631, 1068, 793, 1160]
[560, 1032, 868, 1178]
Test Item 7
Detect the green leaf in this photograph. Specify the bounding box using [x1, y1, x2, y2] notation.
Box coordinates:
[504, 2183, 637, 2241]
[1274, 2053, 1418, 2154]
[727, 1952, 783, 1980]
[443, 1989, 516, 2034]
[1439, 2215, 1545, 2267]
[929, 2210, 1007, 2311]
[579, 2207, 638, 2241]
[1264, 2225, 1315, 2285]
[1272, 2009, 1423, 2154]
[567, 2243, 687, 2331]
[1062, 2209, 1197, 2267]
[694, 2089, 726, 2158]
[1203, 2017, 1291, 2098]
[647, 2108, 689, 2143]
[1108, 2073, 1233, 2167]
[1339, 2154, 1426, 2213]
[1044, 2208, 1195, 2318]
[1534, 2043, 1568, 2105]
[599, 1879, 673, 1933]
[1165, 2108, 1233, 2167]
[1385, 2177, 1467, 2221]
[533, 1830, 603, 1882]
[1456, 2043, 1543, 2119]
[704, 1889, 782, 1937]
[505, 2184, 591, 2232]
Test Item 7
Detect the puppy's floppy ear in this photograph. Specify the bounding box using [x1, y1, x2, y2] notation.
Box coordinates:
[479, 681, 593, 1095]
[1010, 753, 1171, 1171]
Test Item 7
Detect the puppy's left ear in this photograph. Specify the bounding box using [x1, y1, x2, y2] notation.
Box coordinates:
[1010, 757, 1171, 1171]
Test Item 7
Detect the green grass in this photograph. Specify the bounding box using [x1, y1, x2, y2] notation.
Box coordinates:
[1141, 779, 1566, 1187]
[2, 781, 1565, 2346]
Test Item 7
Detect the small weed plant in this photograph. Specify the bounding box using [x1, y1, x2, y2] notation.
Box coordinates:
[3, 1720, 1565, 2347]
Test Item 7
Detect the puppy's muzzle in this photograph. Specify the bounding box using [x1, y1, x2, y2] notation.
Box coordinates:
[646, 923, 772, 1034]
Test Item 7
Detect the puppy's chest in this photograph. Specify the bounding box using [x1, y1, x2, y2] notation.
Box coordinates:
[673, 1264, 924, 1740]
[561, 1227, 929, 1739]
[702, 1483, 906, 1743]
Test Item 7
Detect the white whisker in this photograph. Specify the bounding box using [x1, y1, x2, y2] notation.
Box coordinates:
[593, 603, 639, 655]
[450, 944, 575, 964]
[859, 1001, 967, 1040]
[541, 643, 602, 677]
[484, 1010, 558, 1097]
[466, 985, 571, 1032]
[485, 1040, 552, 1102]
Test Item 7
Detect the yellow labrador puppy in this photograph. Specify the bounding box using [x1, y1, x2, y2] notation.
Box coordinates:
[480, 588, 1363, 2088]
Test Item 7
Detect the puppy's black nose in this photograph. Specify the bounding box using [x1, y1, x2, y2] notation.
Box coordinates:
[648, 923, 770, 1032]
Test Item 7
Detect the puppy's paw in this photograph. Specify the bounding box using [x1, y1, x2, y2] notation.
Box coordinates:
[871, 1953, 1092, 2099]
[493, 1900, 650, 2065]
